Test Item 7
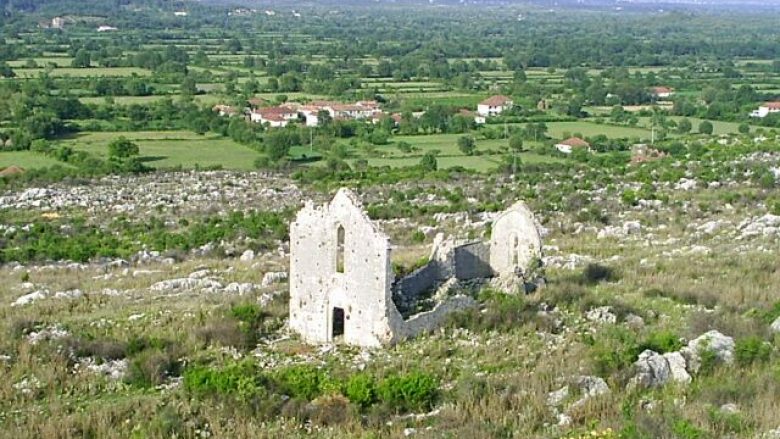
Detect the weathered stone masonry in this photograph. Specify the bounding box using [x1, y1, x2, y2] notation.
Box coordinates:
[289, 189, 543, 347]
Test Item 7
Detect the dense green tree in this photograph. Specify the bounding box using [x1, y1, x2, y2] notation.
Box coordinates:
[457, 135, 476, 156]
[0, 62, 15, 78]
[420, 152, 437, 172]
[676, 118, 692, 134]
[181, 77, 198, 96]
[108, 137, 140, 158]
[698, 120, 714, 135]
[71, 49, 91, 68]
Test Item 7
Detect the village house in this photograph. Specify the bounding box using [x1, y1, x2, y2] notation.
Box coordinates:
[289, 189, 544, 347]
[555, 137, 591, 154]
[212, 105, 240, 117]
[650, 87, 674, 99]
[328, 101, 382, 120]
[750, 102, 780, 118]
[51, 17, 65, 29]
[250, 106, 298, 127]
[459, 109, 485, 125]
[297, 105, 323, 127]
[477, 95, 513, 117]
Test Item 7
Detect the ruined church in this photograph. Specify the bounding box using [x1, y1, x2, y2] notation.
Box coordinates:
[289, 189, 543, 347]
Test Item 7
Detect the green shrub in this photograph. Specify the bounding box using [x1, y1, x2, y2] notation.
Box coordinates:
[126, 336, 169, 356]
[672, 419, 706, 439]
[734, 336, 771, 366]
[588, 326, 640, 376]
[581, 263, 618, 284]
[126, 349, 181, 388]
[344, 373, 377, 408]
[183, 360, 266, 402]
[449, 289, 534, 331]
[231, 303, 267, 325]
[763, 301, 780, 323]
[639, 330, 684, 354]
[377, 371, 439, 412]
[708, 406, 752, 434]
[273, 365, 327, 400]
[698, 347, 720, 375]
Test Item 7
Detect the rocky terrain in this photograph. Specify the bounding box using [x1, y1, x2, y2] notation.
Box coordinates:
[0, 147, 779, 438]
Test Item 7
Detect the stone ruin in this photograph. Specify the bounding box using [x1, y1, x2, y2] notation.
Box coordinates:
[289, 188, 543, 347]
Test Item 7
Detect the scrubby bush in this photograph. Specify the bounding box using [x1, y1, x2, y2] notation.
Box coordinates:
[126, 349, 182, 388]
[68, 338, 128, 361]
[344, 373, 377, 408]
[184, 360, 266, 401]
[448, 289, 535, 331]
[672, 419, 706, 439]
[196, 320, 249, 348]
[638, 330, 684, 354]
[10, 318, 40, 339]
[581, 263, 618, 284]
[273, 365, 329, 400]
[376, 371, 439, 412]
[587, 326, 639, 376]
[734, 336, 771, 366]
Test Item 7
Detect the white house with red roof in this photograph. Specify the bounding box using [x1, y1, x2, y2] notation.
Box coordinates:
[555, 137, 591, 154]
[477, 95, 513, 117]
[750, 102, 780, 118]
[651, 87, 674, 99]
[250, 106, 298, 127]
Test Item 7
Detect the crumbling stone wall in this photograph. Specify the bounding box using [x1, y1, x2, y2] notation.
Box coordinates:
[392, 263, 439, 308]
[289, 189, 396, 347]
[490, 201, 543, 276]
[454, 242, 492, 280]
[289, 189, 543, 348]
[394, 295, 477, 341]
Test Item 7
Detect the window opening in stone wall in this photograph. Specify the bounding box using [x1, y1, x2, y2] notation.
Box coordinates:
[336, 225, 345, 273]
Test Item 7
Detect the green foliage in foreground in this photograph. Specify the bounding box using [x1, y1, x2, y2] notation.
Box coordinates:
[0, 210, 290, 263]
[183, 361, 439, 413]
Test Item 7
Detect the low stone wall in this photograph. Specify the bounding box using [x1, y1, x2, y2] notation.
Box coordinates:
[397, 295, 477, 340]
[393, 262, 439, 304]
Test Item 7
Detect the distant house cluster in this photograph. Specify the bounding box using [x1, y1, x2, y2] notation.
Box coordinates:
[214, 94, 517, 129]
[750, 101, 780, 118]
[214, 99, 394, 128]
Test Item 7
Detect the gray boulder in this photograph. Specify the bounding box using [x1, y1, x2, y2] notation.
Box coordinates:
[631, 350, 671, 388]
[664, 351, 691, 384]
[679, 330, 734, 373]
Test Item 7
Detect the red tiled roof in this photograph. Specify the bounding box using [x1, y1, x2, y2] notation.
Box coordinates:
[557, 137, 590, 148]
[258, 106, 296, 116]
[651, 87, 673, 94]
[763, 101, 780, 110]
[480, 95, 512, 106]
